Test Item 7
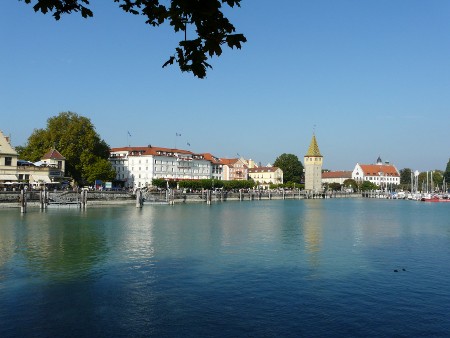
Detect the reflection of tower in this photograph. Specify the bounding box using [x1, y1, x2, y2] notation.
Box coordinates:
[304, 134, 323, 193]
[302, 202, 323, 268]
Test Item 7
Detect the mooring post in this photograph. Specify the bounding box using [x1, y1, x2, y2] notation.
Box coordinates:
[136, 189, 143, 208]
[20, 188, 27, 213]
[207, 190, 211, 205]
[39, 189, 44, 210]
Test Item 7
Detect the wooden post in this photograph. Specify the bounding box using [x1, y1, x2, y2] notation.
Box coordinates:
[207, 190, 211, 205]
[39, 190, 44, 210]
[136, 189, 143, 208]
[20, 188, 27, 213]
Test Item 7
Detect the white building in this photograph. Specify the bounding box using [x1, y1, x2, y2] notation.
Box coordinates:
[109, 146, 223, 188]
[352, 156, 400, 189]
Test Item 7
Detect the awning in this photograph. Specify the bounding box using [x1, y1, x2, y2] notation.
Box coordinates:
[30, 175, 52, 183]
[0, 174, 18, 181]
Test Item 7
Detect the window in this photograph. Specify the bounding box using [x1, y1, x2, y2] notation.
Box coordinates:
[5, 157, 12, 166]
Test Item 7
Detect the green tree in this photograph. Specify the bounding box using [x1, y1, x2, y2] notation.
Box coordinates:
[152, 178, 167, 189]
[343, 179, 357, 192]
[360, 180, 378, 191]
[400, 168, 412, 185]
[444, 158, 450, 185]
[84, 158, 116, 184]
[273, 153, 304, 184]
[18, 112, 114, 185]
[417, 170, 444, 192]
[20, 0, 246, 79]
[328, 182, 341, 191]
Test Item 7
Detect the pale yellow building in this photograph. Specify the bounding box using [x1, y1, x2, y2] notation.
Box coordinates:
[0, 130, 19, 182]
[248, 166, 283, 189]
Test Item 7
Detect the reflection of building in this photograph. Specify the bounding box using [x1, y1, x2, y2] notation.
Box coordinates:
[304, 134, 323, 193]
[352, 156, 400, 188]
[248, 166, 283, 189]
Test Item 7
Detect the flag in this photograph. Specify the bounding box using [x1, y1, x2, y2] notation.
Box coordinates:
[127, 131, 131, 137]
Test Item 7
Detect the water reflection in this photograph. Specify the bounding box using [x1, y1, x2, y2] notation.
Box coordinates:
[24, 213, 109, 282]
[302, 201, 323, 268]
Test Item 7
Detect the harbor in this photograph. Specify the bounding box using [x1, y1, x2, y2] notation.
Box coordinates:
[1, 199, 449, 337]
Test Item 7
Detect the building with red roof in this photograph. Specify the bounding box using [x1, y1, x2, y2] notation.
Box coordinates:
[352, 156, 400, 189]
[109, 145, 224, 188]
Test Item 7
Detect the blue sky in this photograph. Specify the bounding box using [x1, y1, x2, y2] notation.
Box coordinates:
[1, 1, 449, 172]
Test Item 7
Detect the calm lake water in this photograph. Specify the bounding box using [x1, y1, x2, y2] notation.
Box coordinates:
[1, 199, 449, 337]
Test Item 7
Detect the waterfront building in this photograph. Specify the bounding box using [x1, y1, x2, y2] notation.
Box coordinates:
[109, 146, 223, 188]
[18, 149, 66, 187]
[0, 131, 66, 187]
[352, 156, 400, 189]
[221, 158, 249, 181]
[202, 153, 224, 181]
[248, 166, 283, 189]
[322, 171, 352, 185]
[0, 130, 19, 183]
[304, 134, 323, 193]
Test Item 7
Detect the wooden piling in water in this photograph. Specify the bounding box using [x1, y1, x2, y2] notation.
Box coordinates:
[20, 189, 27, 213]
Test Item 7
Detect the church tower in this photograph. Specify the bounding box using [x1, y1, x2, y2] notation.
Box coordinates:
[304, 134, 323, 193]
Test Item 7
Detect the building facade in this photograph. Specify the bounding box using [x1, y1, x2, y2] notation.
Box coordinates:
[248, 166, 283, 189]
[322, 171, 353, 185]
[352, 156, 400, 189]
[304, 134, 323, 193]
[221, 158, 248, 181]
[0, 131, 66, 187]
[0, 130, 19, 183]
[109, 146, 223, 188]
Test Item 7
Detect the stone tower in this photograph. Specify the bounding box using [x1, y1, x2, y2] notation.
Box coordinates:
[304, 134, 323, 193]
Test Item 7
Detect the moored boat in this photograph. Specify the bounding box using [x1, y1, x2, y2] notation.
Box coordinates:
[421, 194, 450, 202]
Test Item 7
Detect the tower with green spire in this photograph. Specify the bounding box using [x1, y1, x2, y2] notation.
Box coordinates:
[304, 134, 323, 193]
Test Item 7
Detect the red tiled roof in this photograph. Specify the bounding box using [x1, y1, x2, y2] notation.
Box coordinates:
[111, 146, 192, 156]
[359, 164, 399, 177]
[248, 167, 280, 173]
[322, 171, 352, 179]
[220, 158, 239, 165]
[201, 153, 222, 164]
[42, 149, 65, 160]
[111, 146, 227, 165]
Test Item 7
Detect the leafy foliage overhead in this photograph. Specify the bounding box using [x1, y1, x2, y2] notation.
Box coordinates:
[20, 0, 247, 78]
